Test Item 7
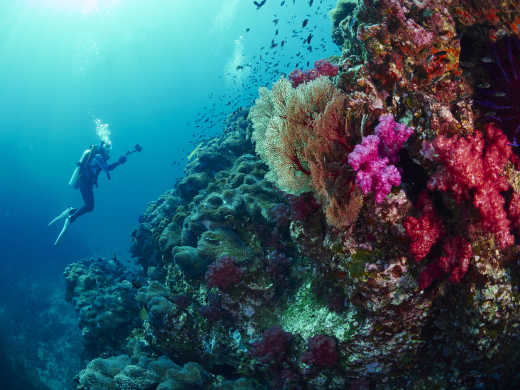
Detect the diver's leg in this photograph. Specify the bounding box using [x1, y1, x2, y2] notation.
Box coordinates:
[54, 217, 71, 245]
[54, 181, 95, 245]
[69, 182, 95, 223]
[48, 206, 75, 226]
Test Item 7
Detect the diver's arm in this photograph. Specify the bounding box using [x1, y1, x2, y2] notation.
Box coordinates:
[107, 156, 127, 171]
[93, 154, 112, 180]
[107, 162, 119, 171]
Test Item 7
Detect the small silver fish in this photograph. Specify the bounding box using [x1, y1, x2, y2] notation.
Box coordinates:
[459, 61, 476, 68]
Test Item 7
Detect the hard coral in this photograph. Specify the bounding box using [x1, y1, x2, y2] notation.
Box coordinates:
[204, 256, 243, 291]
[348, 114, 413, 203]
[199, 292, 223, 322]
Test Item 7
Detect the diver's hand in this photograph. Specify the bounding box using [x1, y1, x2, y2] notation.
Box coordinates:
[118, 156, 127, 164]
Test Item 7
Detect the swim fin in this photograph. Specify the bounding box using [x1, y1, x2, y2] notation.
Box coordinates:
[54, 216, 71, 246]
[48, 207, 74, 226]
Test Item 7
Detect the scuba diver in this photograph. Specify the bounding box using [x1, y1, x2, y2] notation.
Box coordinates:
[49, 141, 142, 245]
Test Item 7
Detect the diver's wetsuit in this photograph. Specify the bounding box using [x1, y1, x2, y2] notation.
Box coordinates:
[69, 152, 121, 223]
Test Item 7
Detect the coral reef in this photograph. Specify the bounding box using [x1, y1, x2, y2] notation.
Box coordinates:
[288, 59, 339, 87]
[246, 0, 520, 385]
[64, 257, 140, 358]
[66, 1, 520, 389]
[249, 76, 364, 228]
[75, 353, 259, 390]
[348, 113, 413, 203]
[474, 35, 520, 148]
[205, 256, 244, 291]
[301, 334, 338, 368]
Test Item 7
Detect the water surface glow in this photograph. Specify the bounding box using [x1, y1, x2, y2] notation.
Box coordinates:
[33, 0, 120, 14]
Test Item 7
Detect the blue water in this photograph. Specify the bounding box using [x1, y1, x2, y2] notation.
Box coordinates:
[0, 0, 338, 387]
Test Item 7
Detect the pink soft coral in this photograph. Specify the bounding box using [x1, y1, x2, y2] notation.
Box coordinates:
[375, 113, 414, 163]
[348, 114, 413, 203]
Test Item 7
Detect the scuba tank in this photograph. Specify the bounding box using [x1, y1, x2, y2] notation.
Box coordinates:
[69, 145, 95, 188]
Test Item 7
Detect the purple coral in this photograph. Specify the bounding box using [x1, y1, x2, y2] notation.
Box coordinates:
[288, 192, 321, 222]
[348, 114, 413, 203]
[301, 334, 338, 368]
[250, 325, 292, 365]
[204, 256, 243, 291]
[375, 113, 414, 163]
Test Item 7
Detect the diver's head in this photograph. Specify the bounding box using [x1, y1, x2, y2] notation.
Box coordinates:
[99, 141, 112, 159]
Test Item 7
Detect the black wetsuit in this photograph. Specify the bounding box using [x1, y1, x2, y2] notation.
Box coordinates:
[69, 152, 121, 223]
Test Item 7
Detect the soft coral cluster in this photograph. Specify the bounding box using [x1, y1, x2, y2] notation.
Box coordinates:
[301, 334, 338, 368]
[403, 191, 444, 262]
[404, 123, 519, 289]
[288, 192, 321, 222]
[427, 123, 514, 249]
[288, 59, 339, 88]
[204, 256, 243, 291]
[250, 326, 302, 388]
[250, 325, 293, 365]
[348, 114, 413, 203]
[418, 236, 473, 290]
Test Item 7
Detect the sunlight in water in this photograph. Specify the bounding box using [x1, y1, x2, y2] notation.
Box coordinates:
[36, 0, 120, 14]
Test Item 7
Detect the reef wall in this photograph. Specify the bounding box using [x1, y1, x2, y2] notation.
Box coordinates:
[66, 1, 520, 389]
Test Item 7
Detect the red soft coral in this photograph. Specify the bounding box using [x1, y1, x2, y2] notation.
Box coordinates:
[419, 236, 472, 289]
[427, 123, 514, 249]
[403, 191, 444, 262]
[288, 59, 338, 87]
[301, 334, 338, 368]
[205, 256, 243, 291]
[508, 192, 520, 233]
[251, 325, 292, 365]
